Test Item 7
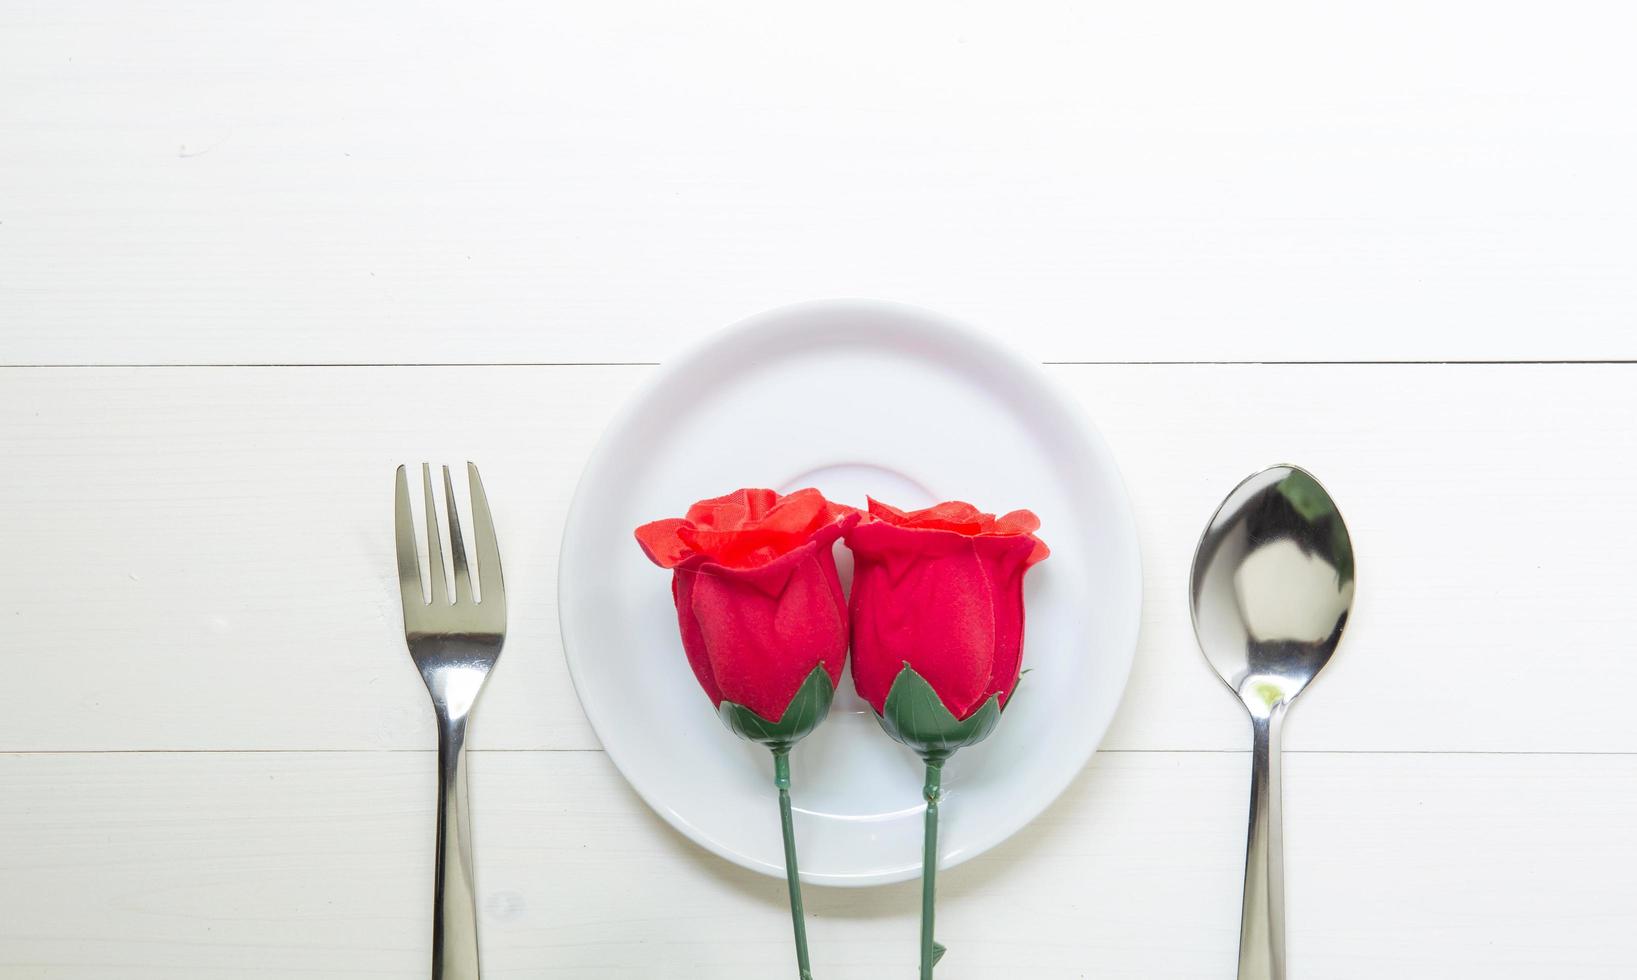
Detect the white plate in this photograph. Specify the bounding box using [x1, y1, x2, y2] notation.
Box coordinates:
[559, 299, 1141, 886]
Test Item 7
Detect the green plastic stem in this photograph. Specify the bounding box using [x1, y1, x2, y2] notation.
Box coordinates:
[773, 748, 814, 980]
[920, 758, 944, 980]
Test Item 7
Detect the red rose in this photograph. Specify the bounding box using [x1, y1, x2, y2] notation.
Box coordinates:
[635, 488, 859, 723]
[845, 498, 1050, 722]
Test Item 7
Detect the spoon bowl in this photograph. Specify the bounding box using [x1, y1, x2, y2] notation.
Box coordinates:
[1191, 465, 1354, 714]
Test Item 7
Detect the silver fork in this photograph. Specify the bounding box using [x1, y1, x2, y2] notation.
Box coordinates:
[394, 463, 507, 980]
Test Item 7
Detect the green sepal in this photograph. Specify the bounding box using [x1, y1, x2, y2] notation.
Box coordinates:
[878, 665, 1003, 764]
[717, 665, 836, 752]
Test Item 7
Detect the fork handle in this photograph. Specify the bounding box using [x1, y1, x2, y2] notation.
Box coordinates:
[1238, 705, 1287, 980]
[433, 714, 481, 980]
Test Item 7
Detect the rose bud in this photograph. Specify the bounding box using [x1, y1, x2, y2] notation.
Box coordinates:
[845, 497, 1049, 758]
[634, 487, 859, 737]
[638, 487, 858, 977]
[846, 496, 1049, 974]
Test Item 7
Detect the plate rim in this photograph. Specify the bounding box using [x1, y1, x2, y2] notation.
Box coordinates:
[559, 297, 1143, 887]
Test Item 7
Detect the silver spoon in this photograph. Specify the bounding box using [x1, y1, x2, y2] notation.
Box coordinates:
[1190, 465, 1355, 980]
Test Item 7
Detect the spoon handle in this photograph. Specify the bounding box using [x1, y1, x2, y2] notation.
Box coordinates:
[1238, 705, 1286, 980]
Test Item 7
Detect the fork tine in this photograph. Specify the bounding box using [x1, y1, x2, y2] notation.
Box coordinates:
[421, 463, 447, 604]
[467, 462, 504, 606]
[393, 465, 424, 609]
[443, 465, 474, 604]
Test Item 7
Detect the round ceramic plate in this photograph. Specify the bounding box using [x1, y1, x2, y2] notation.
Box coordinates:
[559, 299, 1141, 886]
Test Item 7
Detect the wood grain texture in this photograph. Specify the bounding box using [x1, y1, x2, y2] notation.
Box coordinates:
[3, 0, 1636, 364]
[1, 750, 1633, 978]
[2, 363, 1635, 754]
[7, 4, 1637, 969]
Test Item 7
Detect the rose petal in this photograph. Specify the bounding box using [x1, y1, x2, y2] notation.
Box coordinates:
[973, 533, 1038, 704]
[759, 488, 829, 536]
[685, 488, 779, 529]
[647, 488, 856, 570]
[994, 509, 1040, 534]
[670, 569, 724, 704]
[846, 521, 996, 718]
[865, 497, 911, 524]
[686, 526, 851, 720]
[864, 498, 1048, 564]
[634, 518, 693, 568]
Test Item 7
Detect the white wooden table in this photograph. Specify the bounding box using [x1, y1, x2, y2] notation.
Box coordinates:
[4, 3, 1636, 977]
